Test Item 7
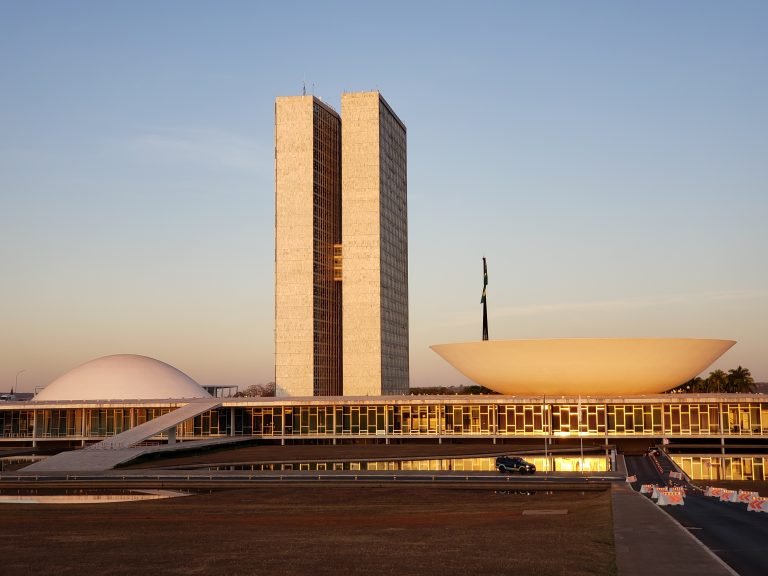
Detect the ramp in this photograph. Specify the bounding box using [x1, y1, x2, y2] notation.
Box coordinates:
[23, 398, 222, 473]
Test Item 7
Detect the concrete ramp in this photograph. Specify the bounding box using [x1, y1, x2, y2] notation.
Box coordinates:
[23, 398, 222, 473]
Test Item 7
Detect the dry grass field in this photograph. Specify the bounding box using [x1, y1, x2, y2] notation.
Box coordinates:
[0, 484, 616, 576]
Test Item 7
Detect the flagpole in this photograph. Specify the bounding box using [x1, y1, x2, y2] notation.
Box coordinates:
[14, 369, 25, 396]
[543, 394, 548, 475]
[481, 257, 488, 341]
[578, 394, 584, 475]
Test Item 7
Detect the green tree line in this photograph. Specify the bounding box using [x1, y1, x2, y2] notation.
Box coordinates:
[409, 385, 499, 395]
[666, 366, 755, 394]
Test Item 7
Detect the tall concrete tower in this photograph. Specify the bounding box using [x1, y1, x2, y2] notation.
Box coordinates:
[341, 92, 409, 395]
[274, 91, 408, 397]
[274, 96, 342, 397]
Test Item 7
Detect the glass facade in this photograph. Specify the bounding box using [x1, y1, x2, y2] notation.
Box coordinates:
[377, 97, 409, 395]
[2, 397, 767, 443]
[311, 101, 343, 397]
[672, 455, 768, 481]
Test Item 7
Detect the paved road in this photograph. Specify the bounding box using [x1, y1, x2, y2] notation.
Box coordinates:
[626, 455, 768, 576]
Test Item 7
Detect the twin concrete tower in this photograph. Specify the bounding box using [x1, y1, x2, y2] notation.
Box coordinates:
[275, 91, 409, 397]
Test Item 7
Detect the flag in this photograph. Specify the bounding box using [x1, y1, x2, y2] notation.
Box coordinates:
[480, 257, 488, 303]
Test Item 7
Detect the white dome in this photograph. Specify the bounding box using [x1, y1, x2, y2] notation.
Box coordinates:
[35, 354, 211, 401]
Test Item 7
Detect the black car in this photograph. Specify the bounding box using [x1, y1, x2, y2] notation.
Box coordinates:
[495, 456, 536, 474]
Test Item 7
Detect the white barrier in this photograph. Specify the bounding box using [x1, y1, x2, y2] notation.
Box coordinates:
[737, 490, 759, 503]
[704, 486, 765, 511]
[655, 486, 685, 499]
[719, 490, 737, 502]
[657, 490, 685, 506]
[640, 484, 654, 494]
[746, 498, 768, 513]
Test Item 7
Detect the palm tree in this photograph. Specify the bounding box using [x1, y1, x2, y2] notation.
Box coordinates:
[665, 376, 706, 394]
[727, 366, 755, 393]
[689, 376, 707, 393]
[707, 369, 728, 393]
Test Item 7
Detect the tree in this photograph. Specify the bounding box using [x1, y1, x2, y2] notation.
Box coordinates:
[234, 382, 276, 397]
[707, 369, 728, 393]
[409, 385, 498, 395]
[689, 376, 708, 393]
[672, 376, 705, 394]
[665, 368, 756, 394]
[726, 366, 755, 393]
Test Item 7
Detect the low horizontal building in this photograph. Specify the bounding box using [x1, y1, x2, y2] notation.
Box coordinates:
[3, 354, 766, 480]
[3, 392, 767, 444]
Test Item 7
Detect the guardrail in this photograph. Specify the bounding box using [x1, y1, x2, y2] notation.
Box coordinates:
[0, 471, 624, 484]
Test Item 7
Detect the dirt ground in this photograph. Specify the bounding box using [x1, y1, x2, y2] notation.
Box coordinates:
[0, 484, 616, 576]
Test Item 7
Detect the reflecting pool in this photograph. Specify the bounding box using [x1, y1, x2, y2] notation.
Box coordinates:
[202, 455, 610, 473]
[0, 489, 189, 505]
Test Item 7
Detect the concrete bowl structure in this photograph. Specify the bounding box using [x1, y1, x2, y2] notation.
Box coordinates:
[34, 354, 211, 401]
[430, 338, 736, 396]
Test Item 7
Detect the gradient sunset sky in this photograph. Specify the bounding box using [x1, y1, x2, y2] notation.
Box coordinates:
[2, 1, 766, 392]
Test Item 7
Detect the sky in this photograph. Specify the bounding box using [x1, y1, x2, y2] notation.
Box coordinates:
[1, 1, 766, 393]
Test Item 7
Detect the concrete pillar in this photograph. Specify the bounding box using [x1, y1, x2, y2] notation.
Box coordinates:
[167, 426, 177, 444]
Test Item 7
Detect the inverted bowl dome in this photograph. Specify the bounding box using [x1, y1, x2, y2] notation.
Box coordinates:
[431, 338, 736, 396]
[35, 354, 211, 401]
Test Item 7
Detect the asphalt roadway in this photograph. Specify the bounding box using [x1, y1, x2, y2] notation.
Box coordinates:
[626, 455, 768, 576]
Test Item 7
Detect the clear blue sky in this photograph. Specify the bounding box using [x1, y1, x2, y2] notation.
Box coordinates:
[2, 1, 766, 392]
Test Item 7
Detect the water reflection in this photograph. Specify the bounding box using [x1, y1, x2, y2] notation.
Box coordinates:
[494, 490, 546, 496]
[202, 455, 609, 473]
[0, 456, 43, 472]
[0, 489, 189, 505]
